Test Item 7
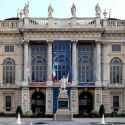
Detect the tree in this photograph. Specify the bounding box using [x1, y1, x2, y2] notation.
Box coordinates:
[16, 105, 23, 116]
[99, 104, 105, 117]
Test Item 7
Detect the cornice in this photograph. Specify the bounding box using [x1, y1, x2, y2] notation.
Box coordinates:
[0, 30, 20, 34]
[104, 30, 125, 34]
[19, 27, 105, 32]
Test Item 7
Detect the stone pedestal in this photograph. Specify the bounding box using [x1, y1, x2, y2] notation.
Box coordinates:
[53, 89, 73, 121]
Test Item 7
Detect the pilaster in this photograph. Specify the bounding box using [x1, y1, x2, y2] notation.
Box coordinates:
[15, 42, 23, 86]
[122, 43, 125, 84]
[95, 41, 101, 86]
[47, 40, 53, 86]
[71, 40, 78, 86]
[102, 42, 109, 86]
[28, 44, 32, 83]
[24, 40, 29, 82]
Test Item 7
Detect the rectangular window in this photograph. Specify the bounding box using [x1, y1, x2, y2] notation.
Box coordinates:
[112, 45, 121, 52]
[5, 96, 11, 111]
[113, 96, 119, 107]
[5, 46, 14, 52]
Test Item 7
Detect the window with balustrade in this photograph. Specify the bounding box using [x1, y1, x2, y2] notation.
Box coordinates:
[110, 57, 122, 83]
[78, 44, 94, 82]
[3, 58, 15, 84]
[53, 41, 71, 81]
[31, 44, 47, 82]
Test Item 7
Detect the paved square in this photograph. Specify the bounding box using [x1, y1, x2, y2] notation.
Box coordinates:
[0, 118, 125, 125]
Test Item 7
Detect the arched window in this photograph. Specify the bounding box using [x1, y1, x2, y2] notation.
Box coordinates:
[3, 58, 15, 84]
[78, 56, 93, 82]
[78, 45, 93, 82]
[32, 45, 47, 82]
[110, 57, 122, 83]
[53, 41, 71, 81]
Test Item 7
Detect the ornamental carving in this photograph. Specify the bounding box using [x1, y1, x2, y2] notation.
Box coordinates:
[22, 88, 29, 112]
[46, 89, 53, 113]
[95, 89, 102, 109]
[71, 89, 78, 114]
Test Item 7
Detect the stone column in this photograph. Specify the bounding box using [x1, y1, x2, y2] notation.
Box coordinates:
[15, 42, 23, 86]
[122, 43, 125, 84]
[28, 44, 32, 83]
[47, 40, 53, 86]
[95, 41, 101, 86]
[102, 42, 109, 86]
[22, 40, 29, 86]
[46, 88, 53, 114]
[22, 88, 30, 113]
[72, 40, 78, 86]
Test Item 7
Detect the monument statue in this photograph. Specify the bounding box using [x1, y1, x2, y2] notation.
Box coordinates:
[48, 4, 53, 17]
[54, 73, 72, 121]
[71, 3, 76, 17]
[60, 74, 68, 91]
[95, 3, 101, 17]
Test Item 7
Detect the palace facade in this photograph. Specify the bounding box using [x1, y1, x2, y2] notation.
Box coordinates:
[0, 3, 125, 115]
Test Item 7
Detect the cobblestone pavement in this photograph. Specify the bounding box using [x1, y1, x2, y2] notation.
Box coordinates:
[0, 117, 125, 125]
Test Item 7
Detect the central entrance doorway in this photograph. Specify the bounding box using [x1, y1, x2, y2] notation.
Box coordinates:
[31, 91, 45, 114]
[79, 91, 93, 115]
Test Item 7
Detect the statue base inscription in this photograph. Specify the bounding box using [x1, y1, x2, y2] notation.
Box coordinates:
[53, 89, 73, 121]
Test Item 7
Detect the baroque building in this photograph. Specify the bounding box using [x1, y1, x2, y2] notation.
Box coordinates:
[0, 3, 125, 115]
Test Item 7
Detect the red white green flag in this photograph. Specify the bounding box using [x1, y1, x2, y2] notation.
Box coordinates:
[52, 65, 56, 81]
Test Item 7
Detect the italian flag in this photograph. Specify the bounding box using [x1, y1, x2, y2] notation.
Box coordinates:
[52, 65, 56, 81]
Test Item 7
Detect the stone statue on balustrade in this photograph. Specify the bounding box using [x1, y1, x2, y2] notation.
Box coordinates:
[60, 74, 69, 92]
[95, 3, 101, 17]
[48, 4, 54, 17]
[71, 3, 76, 17]
[23, 2, 29, 17]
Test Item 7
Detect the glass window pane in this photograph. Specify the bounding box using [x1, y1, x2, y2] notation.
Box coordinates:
[6, 96, 11, 111]
[110, 58, 122, 83]
[31, 45, 47, 82]
[53, 41, 71, 81]
[78, 44, 94, 82]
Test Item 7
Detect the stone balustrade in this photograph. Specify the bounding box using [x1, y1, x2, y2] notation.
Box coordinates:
[29, 17, 48, 26]
[0, 17, 125, 30]
[0, 20, 19, 28]
[76, 17, 96, 27]
[25, 17, 97, 28]
[107, 20, 125, 30]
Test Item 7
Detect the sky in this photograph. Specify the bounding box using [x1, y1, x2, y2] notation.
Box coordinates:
[0, 0, 125, 20]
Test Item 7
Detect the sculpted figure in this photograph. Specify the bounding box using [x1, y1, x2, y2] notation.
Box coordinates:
[60, 75, 68, 91]
[48, 4, 53, 17]
[23, 2, 29, 17]
[95, 3, 101, 17]
[71, 3, 76, 17]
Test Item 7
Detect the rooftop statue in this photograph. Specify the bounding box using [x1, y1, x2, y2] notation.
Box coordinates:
[23, 2, 29, 17]
[95, 3, 101, 17]
[71, 3, 76, 17]
[48, 4, 54, 17]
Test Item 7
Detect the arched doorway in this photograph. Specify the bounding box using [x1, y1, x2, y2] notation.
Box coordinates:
[31, 91, 45, 114]
[79, 91, 93, 115]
